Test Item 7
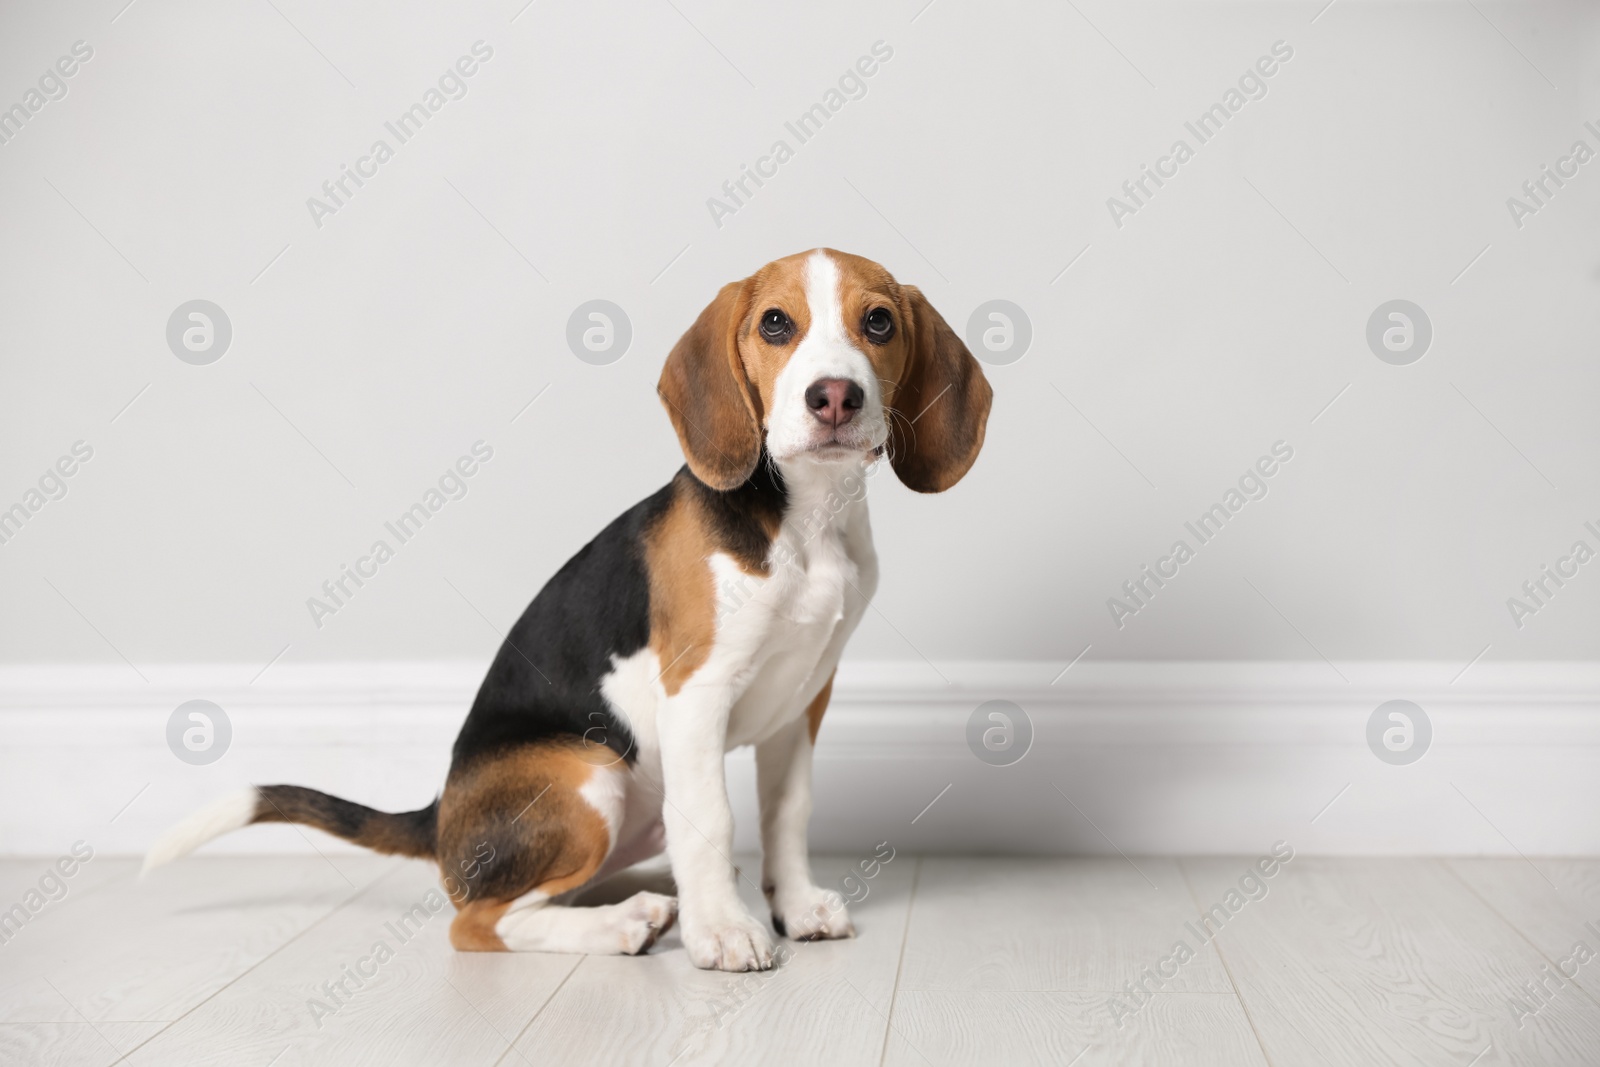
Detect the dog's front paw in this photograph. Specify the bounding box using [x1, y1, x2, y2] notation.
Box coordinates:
[680, 908, 775, 971]
[770, 884, 855, 941]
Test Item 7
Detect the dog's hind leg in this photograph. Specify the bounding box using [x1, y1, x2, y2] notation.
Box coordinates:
[456, 889, 677, 954]
[439, 740, 675, 954]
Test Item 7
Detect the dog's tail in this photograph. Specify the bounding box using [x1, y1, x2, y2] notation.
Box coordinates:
[142, 785, 438, 873]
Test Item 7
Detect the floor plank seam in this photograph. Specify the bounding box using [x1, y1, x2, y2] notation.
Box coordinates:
[27, 856, 1600, 1065]
[1176, 857, 1279, 1067]
[876, 854, 923, 1067]
[111, 857, 406, 1063]
[1436, 858, 1600, 1018]
[491, 955, 584, 1067]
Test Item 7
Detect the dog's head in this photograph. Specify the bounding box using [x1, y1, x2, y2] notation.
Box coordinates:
[658, 249, 992, 493]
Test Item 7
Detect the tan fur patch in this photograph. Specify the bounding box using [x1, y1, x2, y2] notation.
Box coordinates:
[736, 255, 811, 424]
[436, 741, 616, 951]
[824, 249, 912, 403]
[643, 487, 732, 696]
[889, 284, 993, 493]
[657, 280, 762, 491]
[805, 671, 835, 744]
[450, 899, 512, 951]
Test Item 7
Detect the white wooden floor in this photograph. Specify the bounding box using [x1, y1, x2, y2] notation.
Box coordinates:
[2, 853, 1598, 1066]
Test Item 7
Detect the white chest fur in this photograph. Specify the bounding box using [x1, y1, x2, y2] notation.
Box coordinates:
[598, 461, 881, 774]
[716, 461, 877, 749]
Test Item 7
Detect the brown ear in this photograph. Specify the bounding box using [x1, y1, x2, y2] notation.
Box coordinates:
[658, 280, 761, 490]
[889, 286, 994, 493]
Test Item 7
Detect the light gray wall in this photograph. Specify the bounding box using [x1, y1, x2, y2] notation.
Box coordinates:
[2, 0, 1597, 671]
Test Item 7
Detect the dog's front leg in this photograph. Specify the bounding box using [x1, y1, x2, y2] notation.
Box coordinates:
[658, 682, 775, 971]
[756, 713, 855, 941]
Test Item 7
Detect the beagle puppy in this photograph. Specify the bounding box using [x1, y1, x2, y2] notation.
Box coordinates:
[146, 249, 992, 972]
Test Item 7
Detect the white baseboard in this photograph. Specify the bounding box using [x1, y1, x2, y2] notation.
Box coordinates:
[4, 660, 1598, 857]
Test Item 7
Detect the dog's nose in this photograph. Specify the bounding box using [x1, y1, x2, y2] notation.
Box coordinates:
[804, 378, 864, 427]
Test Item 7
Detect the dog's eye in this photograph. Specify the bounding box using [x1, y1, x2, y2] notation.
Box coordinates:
[759, 309, 793, 343]
[863, 307, 894, 344]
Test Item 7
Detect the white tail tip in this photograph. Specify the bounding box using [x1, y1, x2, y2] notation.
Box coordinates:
[142, 787, 260, 875]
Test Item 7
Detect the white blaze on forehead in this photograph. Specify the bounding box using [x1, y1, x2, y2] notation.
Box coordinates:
[802, 249, 846, 344]
[789, 249, 866, 383]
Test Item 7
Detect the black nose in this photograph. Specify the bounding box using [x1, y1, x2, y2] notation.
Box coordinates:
[804, 378, 864, 427]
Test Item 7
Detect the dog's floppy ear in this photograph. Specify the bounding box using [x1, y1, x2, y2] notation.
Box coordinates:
[889, 286, 993, 493]
[658, 279, 761, 491]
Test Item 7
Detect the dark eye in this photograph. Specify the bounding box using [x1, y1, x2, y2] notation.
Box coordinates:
[863, 307, 894, 344]
[759, 308, 793, 343]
